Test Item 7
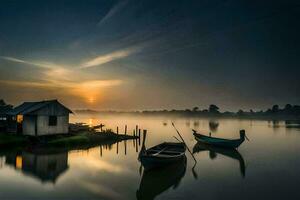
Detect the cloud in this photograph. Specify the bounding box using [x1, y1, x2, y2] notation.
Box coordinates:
[0, 79, 123, 104]
[0, 56, 64, 69]
[80, 47, 139, 68]
[97, 0, 129, 26]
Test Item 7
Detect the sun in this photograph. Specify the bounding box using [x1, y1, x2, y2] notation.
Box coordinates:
[88, 97, 95, 104]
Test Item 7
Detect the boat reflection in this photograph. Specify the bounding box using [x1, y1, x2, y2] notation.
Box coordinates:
[285, 120, 300, 129]
[193, 142, 246, 178]
[5, 150, 68, 183]
[136, 156, 187, 200]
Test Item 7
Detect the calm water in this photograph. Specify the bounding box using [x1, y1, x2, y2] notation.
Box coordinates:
[1, 114, 300, 200]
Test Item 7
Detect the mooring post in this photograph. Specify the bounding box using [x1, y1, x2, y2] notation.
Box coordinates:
[125, 125, 127, 135]
[100, 145, 102, 157]
[136, 137, 138, 152]
[133, 130, 135, 147]
[124, 140, 127, 155]
[117, 126, 119, 135]
[138, 129, 141, 145]
[140, 129, 147, 153]
[136, 125, 138, 137]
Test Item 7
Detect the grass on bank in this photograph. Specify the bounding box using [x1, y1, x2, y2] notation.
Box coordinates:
[47, 134, 90, 147]
[0, 129, 138, 148]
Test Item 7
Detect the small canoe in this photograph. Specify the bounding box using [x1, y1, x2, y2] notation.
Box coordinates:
[192, 129, 248, 148]
[139, 142, 186, 170]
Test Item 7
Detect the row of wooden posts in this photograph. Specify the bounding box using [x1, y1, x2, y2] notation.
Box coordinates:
[116, 125, 147, 139]
[100, 125, 147, 157]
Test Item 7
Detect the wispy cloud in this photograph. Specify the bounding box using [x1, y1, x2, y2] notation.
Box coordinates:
[0, 79, 122, 89]
[0, 56, 64, 69]
[97, 0, 129, 26]
[80, 47, 140, 68]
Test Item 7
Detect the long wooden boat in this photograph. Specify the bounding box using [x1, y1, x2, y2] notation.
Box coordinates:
[139, 142, 186, 170]
[192, 129, 248, 148]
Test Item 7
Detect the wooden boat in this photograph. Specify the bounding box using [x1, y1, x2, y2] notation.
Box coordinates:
[192, 129, 248, 148]
[136, 156, 186, 200]
[139, 142, 186, 170]
[193, 142, 246, 177]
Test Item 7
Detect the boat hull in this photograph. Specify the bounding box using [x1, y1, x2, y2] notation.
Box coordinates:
[193, 132, 244, 148]
[140, 142, 186, 170]
[140, 154, 186, 170]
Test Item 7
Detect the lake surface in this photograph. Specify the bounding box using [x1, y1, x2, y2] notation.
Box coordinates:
[1, 114, 300, 200]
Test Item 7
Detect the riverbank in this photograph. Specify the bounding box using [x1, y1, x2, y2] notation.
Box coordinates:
[0, 131, 139, 150]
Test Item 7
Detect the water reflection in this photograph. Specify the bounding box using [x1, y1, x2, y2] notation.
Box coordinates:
[136, 156, 187, 200]
[209, 120, 219, 132]
[193, 142, 246, 178]
[1, 115, 300, 199]
[6, 150, 68, 183]
[285, 120, 300, 129]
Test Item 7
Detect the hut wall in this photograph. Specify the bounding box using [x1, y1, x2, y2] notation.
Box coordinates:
[36, 115, 69, 136]
[23, 115, 36, 136]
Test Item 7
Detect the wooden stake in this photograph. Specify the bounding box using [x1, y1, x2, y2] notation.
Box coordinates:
[172, 123, 197, 164]
[138, 129, 141, 146]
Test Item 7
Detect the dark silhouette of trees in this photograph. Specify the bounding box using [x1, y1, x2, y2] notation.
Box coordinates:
[284, 104, 292, 110]
[0, 99, 6, 106]
[237, 109, 245, 116]
[193, 107, 199, 112]
[272, 105, 279, 113]
[209, 104, 220, 113]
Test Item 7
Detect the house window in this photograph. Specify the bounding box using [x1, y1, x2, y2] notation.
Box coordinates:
[49, 116, 57, 126]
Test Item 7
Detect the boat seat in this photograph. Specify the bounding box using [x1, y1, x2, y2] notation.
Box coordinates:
[148, 148, 182, 155]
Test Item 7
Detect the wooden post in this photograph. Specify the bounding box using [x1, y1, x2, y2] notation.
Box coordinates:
[138, 129, 141, 146]
[136, 125, 138, 137]
[100, 145, 102, 157]
[124, 140, 127, 155]
[136, 137, 138, 152]
[139, 130, 147, 156]
[133, 130, 135, 147]
[116, 141, 119, 154]
[142, 130, 147, 147]
[125, 125, 127, 135]
[117, 126, 119, 135]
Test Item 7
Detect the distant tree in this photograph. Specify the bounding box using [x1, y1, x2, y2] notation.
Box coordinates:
[185, 109, 192, 113]
[192, 107, 199, 112]
[250, 109, 254, 113]
[0, 99, 5, 106]
[271, 105, 279, 113]
[284, 104, 292, 110]
[237, 109, 244, 115]
[265, 108, 272, 114]
[209, 104, 220, 113]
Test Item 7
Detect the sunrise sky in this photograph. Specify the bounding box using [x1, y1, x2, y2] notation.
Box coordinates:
[0, 0, 299, 111]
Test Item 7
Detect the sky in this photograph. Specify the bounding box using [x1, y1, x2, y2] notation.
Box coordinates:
[0, 0, 299, 111]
